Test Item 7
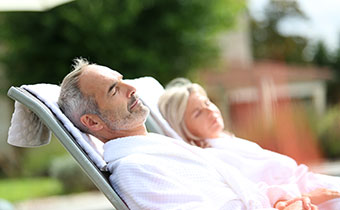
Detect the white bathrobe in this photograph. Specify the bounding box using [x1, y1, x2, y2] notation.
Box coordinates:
[103, 133, 301, 210]
[205, 134, 340, 209]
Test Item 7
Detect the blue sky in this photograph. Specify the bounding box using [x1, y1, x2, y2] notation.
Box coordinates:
[248, 0, 340, 52]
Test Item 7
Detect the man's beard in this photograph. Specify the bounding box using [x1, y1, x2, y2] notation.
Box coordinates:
[100, 104, 150, 131]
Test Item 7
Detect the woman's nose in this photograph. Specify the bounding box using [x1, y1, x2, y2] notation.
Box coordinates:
[203, 103, 212, 110]
[207, 108, 215, 115]
[202, 106, 213, 114]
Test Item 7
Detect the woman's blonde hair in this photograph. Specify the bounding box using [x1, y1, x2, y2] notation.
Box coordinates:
[158, 78, 209, 147]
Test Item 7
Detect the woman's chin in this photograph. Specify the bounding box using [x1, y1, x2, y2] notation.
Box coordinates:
[207, 126, 224, 139]
[210, 119, 224, 130]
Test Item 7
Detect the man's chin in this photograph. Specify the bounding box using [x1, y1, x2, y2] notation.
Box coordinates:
[143, 109, 150, 122]
[139, 104, 149, 115]
[132, 105, 149, 123]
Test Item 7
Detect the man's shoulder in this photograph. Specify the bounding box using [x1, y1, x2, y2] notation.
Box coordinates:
[109, 152, 165, 174]
[117, 152, 154, 163]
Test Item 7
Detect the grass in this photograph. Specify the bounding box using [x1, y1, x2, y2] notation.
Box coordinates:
[0, 177, 63, 202]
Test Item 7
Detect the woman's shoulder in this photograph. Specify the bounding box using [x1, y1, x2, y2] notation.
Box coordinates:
[207, 131, 263, 150]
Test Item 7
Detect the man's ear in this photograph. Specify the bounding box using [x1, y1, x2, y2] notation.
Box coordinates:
[80, 114, 104, 131]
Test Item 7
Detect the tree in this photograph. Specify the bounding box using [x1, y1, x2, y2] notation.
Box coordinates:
[312, 41, 331, 67]
[0, 0, 244, 177]
[250, 0, 309, 63]
[307, 38, 340, 105]
[0, 0, 244, 87]
[326, 38, 340, 104]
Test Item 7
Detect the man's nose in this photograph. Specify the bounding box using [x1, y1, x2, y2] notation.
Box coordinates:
[122, 81, 136, 98]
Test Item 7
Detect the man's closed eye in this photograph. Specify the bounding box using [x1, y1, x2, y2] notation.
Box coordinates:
[112, 87, 119, 96]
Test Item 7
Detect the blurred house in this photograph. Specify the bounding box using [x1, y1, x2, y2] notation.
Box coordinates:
[201, 61, 332, 129]
[199, 12, 332, 164]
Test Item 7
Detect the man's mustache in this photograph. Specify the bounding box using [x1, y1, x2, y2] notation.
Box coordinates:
[128, 95, 139, 111]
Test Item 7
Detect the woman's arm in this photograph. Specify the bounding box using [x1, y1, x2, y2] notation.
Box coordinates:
[303, 188, 340, 205]
[275, 197, 317, 210]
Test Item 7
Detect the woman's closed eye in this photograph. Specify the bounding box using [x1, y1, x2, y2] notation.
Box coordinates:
[193, 109, 202, 118]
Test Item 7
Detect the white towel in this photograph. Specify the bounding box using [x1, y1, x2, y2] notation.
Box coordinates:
[8, 100, 51, 147]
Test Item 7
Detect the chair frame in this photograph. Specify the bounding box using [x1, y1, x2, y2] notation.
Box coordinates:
[7, 86, 129, 210]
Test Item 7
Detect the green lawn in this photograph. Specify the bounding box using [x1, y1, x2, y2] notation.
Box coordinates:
[0, 177, 63, 202]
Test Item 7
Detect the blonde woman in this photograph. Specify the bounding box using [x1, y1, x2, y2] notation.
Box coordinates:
[158, 78, 340, 210]
[158, 78, 227, 148]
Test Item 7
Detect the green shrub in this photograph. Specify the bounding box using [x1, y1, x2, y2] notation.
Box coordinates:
[317, 105, 340, 159]
[1, 135, 68, 178]
[49, 155, 97, 193]
[19, 135, 67, 177]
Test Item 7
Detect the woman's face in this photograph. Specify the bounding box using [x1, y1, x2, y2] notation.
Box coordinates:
[183, 91, 224, 139]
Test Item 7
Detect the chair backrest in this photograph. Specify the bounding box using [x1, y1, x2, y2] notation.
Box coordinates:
[7, 86, 129, 210]
[126, 77, 183, 140]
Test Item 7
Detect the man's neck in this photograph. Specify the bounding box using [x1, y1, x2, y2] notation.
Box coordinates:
[99, 124, 148, 143]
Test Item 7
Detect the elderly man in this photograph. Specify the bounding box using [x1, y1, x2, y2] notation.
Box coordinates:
[58, 58, 316, 210]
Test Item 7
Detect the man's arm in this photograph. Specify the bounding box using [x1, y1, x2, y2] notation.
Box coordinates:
[108, 155, 314, 210]
[108, 157, 279, 210]
[109, 160, 241, 209]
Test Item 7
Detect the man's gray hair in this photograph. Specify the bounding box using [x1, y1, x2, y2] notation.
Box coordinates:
[58, 57, 100, 133]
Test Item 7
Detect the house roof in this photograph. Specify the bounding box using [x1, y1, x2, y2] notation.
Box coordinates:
[200, 61, 333, 90]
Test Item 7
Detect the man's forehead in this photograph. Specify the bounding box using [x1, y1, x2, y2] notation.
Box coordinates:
[79, 64, 122, 93]
[86, 64, 122, 77]
[79, 67, 121, 86]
